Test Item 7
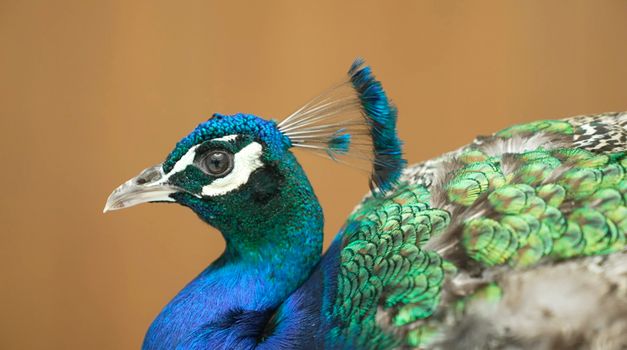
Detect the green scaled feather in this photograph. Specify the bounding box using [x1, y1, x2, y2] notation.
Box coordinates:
[458, 145, 627, 267]
[330, 185, 450, 348]
[495, 119, 574, 138]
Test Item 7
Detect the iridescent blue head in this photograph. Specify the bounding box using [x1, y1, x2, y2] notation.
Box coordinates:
[104, 59, 405, 238]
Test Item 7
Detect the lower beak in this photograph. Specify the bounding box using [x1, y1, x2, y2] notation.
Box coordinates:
[103, 164, 180, 213]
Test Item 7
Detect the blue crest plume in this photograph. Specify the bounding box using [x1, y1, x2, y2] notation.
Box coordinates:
[277, 59, 406, 193]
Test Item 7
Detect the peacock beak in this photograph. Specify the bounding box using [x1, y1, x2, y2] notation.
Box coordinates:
[103, 164, 180, 213]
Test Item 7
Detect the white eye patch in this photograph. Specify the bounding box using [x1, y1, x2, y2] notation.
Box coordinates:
[153, 144, 201, 187]
[162, 135, 238, 183]
[160, 135, 264, 197]
[201, 141, 263, 197]
[168, 145, 200, 176]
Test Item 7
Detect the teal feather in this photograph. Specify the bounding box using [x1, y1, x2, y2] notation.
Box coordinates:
[277, 59, 406, 195]
[326, 130, 351, 159]
[349, 58, 406, 193]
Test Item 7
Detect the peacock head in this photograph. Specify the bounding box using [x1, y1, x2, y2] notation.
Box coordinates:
[104, 59, 406, 234]
[104, 113, 312, 232]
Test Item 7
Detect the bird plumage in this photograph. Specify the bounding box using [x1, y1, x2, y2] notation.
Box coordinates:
[105, 60, 627, 349]
[332, 111, 627, 349]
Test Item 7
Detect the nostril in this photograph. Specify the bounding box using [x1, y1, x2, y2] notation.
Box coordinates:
[136, 166, 162, 185]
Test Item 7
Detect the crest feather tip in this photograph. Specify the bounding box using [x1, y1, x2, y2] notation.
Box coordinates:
[278, 58, 406, 194]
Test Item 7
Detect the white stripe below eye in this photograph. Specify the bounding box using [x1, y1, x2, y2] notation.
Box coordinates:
[201, 141, 264, 197]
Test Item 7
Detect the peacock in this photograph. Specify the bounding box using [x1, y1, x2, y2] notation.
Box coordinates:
[105, 59, 627, 350]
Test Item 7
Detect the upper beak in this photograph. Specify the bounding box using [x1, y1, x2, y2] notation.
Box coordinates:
[103, 164, 180, 213]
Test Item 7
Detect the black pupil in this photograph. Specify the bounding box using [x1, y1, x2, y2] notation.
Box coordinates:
[206, 151, 230, 175]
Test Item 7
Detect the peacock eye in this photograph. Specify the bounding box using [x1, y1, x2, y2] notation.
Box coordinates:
[202, 150, 234, 176]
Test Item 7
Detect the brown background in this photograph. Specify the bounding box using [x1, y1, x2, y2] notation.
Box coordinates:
[1, 1, 627, 349]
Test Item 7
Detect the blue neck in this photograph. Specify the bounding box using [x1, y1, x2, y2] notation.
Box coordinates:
[143, 156, 324, 349]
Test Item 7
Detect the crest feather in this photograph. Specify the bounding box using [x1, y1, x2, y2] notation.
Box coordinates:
[277, 59, 406, 194]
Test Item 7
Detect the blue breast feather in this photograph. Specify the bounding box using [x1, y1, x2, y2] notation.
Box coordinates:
[143, 238, 344, 350]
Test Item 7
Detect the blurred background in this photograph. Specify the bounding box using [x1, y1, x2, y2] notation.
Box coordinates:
[1, 1, 627, 348]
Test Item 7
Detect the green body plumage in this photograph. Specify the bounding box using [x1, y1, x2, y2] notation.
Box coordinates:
[329, 112, 627, 349]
